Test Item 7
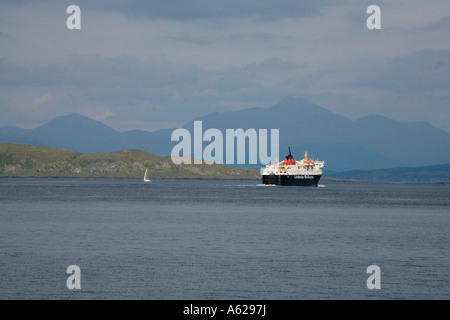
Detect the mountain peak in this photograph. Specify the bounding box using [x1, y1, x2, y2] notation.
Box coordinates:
[275, 96, 317, 108]
[21, 113, 120, 153]
[271, 96, 351, 126]
[37, 113, 118, 133]
[355, 114, 402, 126]
[46, 112, 104, 123]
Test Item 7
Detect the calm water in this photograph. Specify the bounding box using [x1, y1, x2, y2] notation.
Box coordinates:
[0, 178, 449, 299]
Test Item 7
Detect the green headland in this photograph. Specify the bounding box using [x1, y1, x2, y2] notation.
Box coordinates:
[0, 143, 259, 179]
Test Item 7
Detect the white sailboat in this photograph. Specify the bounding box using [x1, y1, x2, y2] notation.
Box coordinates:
[143, 168, 151, 182]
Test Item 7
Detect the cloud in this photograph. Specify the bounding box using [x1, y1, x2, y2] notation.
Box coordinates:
[31, 93, 52, 108]
[421, 16, 450, 31]
[2, 48, 450, 132]
[0, 54, 307, 129]
[83, 0, 333, 21]
[0, 0, 334, 22]
[303, 49, 450, 132]
[166, 32, 287, 45]
[352, 50, 450, 94]
[1, 0, 449, 133]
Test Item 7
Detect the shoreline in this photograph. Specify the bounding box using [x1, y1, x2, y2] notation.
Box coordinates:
[1, 176, 448, 184]
[0, 175, 358, 182]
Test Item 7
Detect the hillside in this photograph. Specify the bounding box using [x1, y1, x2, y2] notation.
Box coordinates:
[0, 143, 259, 179]
[331, 163, 450, 183]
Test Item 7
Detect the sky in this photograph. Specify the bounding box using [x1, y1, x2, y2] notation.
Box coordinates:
[0, 0, 449, 132]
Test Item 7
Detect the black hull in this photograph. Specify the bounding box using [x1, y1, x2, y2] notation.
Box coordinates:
[262, 174, 322, 187]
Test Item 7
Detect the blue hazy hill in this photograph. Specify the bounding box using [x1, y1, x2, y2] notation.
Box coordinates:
[1, 96, 450, 172]
[330, 162, 450, 183]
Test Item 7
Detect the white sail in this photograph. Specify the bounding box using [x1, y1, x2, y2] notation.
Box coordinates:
[143, 168, 151, 182]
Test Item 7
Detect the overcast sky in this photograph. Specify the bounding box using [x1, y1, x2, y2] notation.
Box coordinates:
[0, 0, 449, 132]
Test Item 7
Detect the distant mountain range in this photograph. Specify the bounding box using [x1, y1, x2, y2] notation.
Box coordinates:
[331, 163, 450, 184]
[1, 96, 450, 172]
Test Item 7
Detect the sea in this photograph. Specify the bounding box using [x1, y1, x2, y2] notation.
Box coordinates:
[0, 178, 449, 300]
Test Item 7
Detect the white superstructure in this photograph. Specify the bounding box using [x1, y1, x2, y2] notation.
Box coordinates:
[261, 151, 324, 176]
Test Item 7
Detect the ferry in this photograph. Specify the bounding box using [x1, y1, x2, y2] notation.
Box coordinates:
[261, 147, 324, 186]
